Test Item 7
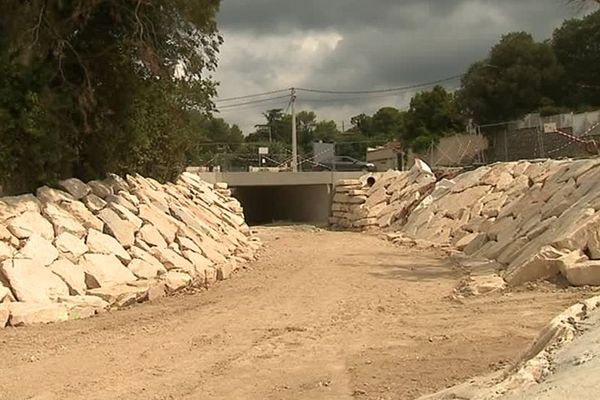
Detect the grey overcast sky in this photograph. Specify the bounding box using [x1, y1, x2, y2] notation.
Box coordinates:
[212, 0, 598, 133]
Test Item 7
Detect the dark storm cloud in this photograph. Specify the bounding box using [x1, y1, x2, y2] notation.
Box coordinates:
[214, 0, 597, 132]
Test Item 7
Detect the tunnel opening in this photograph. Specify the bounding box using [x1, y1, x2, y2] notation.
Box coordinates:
[231, 184, 332, 226]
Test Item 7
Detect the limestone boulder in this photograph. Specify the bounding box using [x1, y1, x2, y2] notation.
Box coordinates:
[149, 247, 195, 274]
[0, 258, 70, 302]
[127, 259, 163, 280]
[59, 200, 104, 231]
[7, 211, 54, 241]
[106, 194, 138, 214]
[97, 208, 136, 248]
[59, 178, 91, 199]
[138, 204, 179, 243]
[109, 202, 142, 229]
[87, 284, 148, 307]
[504, 246, 587, 286]
[458, 274, 506, 296]
[163, 271, 192, 291]
[49, 259, 87, 295]
[78, 254, 137, 289]
[83, 194, 107, 212]
[138, 224, 167, 248]
[42, 203, 87, 239]
[6, 302, 69, 326]
[36, 186, 75, 203]
[1, 194, 41, 215]
[128, 246, 166, 273]
[561, 260, 600, 286]
[86, 229, 131, 263]
[88, 180, 112, 199]
[57, 295, 110, 319]
[54, 232, 88, 261]
[19, 234, 59, 266]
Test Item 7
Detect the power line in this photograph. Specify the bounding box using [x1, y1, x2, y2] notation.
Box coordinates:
[295, 74, 464, 95]
[216, 94, 291, 110]
[214, 88, 290, 103]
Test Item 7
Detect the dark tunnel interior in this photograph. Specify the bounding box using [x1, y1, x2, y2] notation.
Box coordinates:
[231, 185, 332, 225]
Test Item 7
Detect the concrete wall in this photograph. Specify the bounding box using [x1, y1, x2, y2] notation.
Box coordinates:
[232, 184, 332, 225]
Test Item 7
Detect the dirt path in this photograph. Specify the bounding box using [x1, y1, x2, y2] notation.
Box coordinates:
[0, 226, 593, 400]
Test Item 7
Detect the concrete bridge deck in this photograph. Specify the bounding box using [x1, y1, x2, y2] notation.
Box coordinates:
[194, 171, 365, 187]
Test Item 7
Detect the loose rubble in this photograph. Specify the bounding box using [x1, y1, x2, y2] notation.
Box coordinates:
[0, 174, 260, 328]
[331, 158, 600, 288]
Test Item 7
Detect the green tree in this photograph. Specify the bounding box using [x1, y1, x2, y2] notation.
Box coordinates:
[552, 10, 600, 109]
[371, 107, 407, 139]
[0, 0, 221, 193]
[405, 86, 465, 152]
[350, 113, 374, 136]
[459, 32, 564, 124]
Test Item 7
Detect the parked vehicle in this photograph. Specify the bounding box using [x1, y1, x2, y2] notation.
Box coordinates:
[313, 156, 377, 172]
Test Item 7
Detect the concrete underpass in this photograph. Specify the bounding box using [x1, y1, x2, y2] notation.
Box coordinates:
[193, 171, 366, 225]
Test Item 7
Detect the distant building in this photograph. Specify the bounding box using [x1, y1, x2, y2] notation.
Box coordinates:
[367, 141, 406, 171]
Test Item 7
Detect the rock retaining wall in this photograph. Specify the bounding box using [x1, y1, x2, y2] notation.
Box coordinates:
[0, 173, 260, 327]
[331, 158, 600, 287]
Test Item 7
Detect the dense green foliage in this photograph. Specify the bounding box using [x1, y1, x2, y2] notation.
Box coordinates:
[0, 0, 221, 193]
[459, 11, 600, 123]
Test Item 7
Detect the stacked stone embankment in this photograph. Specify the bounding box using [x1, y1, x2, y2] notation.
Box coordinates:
[331, 158, 600, 287]
[329, 179, 370, 229]
[0, 173, 260, 327]
[329, 160, 437, 230]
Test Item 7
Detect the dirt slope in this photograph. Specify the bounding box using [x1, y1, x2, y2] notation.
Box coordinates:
[0, 226, 593, 400]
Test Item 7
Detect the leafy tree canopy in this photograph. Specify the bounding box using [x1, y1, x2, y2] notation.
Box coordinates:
[0, 0, 221, 193]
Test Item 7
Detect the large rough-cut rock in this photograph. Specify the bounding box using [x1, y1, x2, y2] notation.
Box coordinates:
[561, 260, 600, 286]
[19, 234, 59, 267]
[7, 211, 54, 241]
[138, 204, 179, 243]
[164, 271, 192, 291]
[36, 186, 74, 203]
[42, 203, 87, 239]
[78, 254, 137, 288]
[86, 229, 131, 263]
[83, 194, 107, 212]
[57, 295, 110, 319]
[138, 224, 167, 248]
[87, 284, 148, 307]
[59, 178, 91, 199]
[59, 200, 104, 231]
[0, 259, 70, 302]
[49, 259, 87, 295]
[127, 259, 163, 280]
[149, 247, 195, 274]
[88, 180, 112, 198]
[54, 232, 89, 261]
[6, 302, 69, 326]
[97, 208, 136, 248]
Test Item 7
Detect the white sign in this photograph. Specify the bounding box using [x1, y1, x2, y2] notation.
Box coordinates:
[544, 122, 557, 133]
[258, 147, 269, 155]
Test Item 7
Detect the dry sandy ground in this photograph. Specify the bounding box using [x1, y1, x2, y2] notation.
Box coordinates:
[0, 226, 595, 400]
